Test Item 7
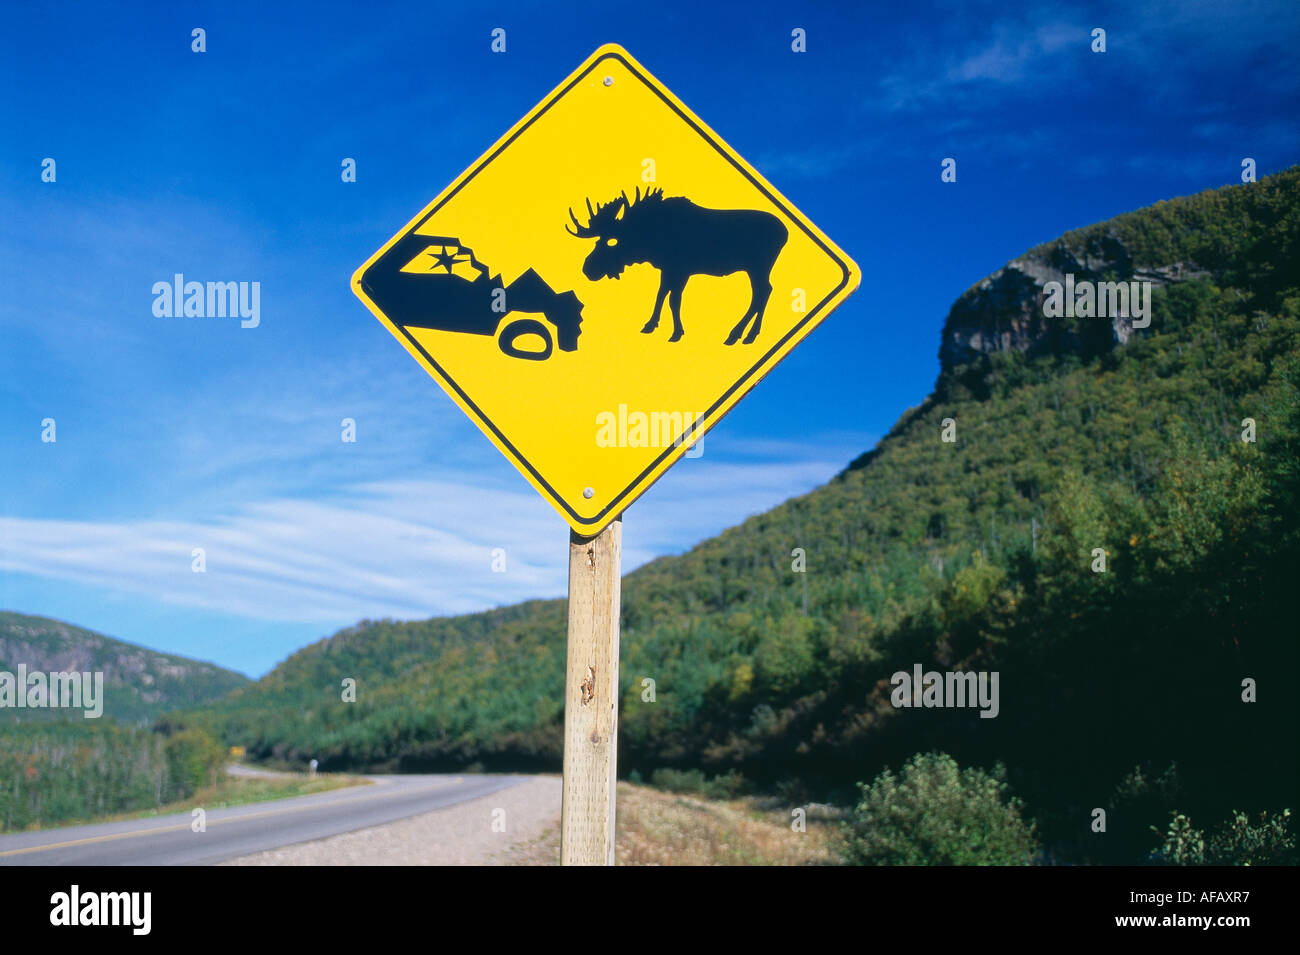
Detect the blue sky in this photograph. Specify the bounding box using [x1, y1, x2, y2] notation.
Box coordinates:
[1, 0, 1296, 677]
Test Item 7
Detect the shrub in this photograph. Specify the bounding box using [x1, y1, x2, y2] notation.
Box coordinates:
[649, 767, 707, 794]
[648, 767, 746, 799]
[840, 752, 1039, 865]
[1208, 810, 1295, 865]
[161, 728, 224, 801]
[1150, 812, 1205, 865]
[1098, 762, 1186, 864]
[1151, 808, 1295, 865]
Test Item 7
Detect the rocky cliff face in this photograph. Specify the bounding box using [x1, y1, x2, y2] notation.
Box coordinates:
[938, 229, 1209, 374]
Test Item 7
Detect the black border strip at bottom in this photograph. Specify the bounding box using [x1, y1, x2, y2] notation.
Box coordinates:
[4, 863, 1286, 940]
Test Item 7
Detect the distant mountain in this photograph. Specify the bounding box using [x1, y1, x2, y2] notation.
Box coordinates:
[187, 168, 1299, 862]
[0, 611, 249, 724]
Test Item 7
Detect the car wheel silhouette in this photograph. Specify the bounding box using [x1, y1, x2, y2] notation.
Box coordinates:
[498, 318, 553, 361]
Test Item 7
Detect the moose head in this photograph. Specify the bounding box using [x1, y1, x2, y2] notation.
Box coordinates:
[565, 191, 642, 281]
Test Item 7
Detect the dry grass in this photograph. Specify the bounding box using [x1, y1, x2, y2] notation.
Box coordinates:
[502, 782, 839, 866]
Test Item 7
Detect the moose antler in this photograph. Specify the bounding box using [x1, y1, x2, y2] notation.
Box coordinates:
[566, 197, 601, 237]
[566, 207, 592, 237]
[566, 195, 628, 237]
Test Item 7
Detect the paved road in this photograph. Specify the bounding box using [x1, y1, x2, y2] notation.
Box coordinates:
[0, 773, 530, 866]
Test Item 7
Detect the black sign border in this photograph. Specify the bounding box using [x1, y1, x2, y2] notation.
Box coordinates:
[366, 49, 854, 531]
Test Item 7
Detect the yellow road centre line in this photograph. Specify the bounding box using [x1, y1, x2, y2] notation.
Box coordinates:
[0, 776, 466, 858]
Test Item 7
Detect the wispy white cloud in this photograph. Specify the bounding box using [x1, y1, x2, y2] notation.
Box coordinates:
[876, 0, 1298, 114]
[946, 22, 1077, 85]
[0, 479, 562, 623]
[876, 14, 1085, 113]
[0, 433, 871, 626]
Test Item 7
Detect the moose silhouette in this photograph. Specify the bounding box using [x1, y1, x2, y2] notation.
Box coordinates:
[566, 187, 788, 345]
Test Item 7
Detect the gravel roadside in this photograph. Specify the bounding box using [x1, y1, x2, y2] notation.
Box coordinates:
[220, 774, 561, 866]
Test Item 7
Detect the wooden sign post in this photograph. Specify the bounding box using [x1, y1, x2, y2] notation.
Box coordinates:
[560, 518, 622, 866]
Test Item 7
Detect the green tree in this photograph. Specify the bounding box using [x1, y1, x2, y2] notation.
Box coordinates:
[840, 752, 1039, 865]
[162, 728, 224, 801]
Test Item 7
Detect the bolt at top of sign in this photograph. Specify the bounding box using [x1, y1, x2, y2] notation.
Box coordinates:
[352, 43, 860, 535]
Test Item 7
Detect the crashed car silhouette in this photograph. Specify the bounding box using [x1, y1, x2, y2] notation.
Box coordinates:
[359, 233, 584, 361]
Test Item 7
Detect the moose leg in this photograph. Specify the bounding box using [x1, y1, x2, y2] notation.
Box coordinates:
[741, 278, 774, 344]
[642, 282, 670, 334]
[667, 283, 686, 342]
[724, 309, 753, 345]
[725, 277, 761, 345]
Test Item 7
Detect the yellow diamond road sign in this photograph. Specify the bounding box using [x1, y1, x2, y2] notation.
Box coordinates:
[352, 44, 860, 536]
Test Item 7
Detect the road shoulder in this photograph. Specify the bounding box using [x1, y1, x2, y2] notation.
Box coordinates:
[220, 775, 561, 865]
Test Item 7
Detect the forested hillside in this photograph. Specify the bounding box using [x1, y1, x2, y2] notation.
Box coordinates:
[0, 612, 249, 723]
[186, 167, 1299, 863]
[0, 614, 248, 830]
